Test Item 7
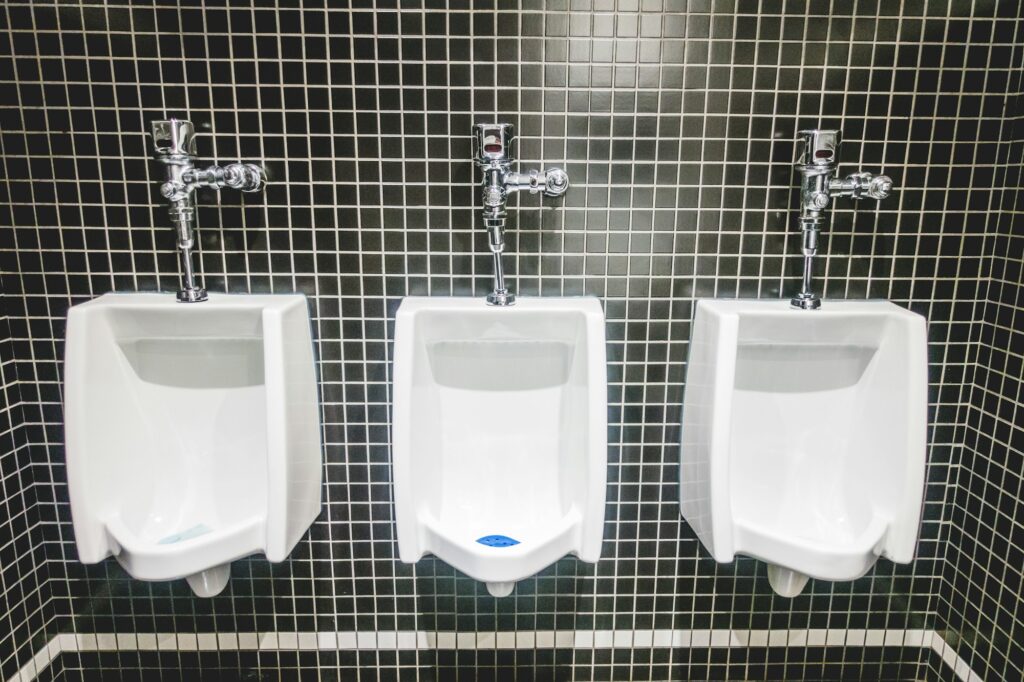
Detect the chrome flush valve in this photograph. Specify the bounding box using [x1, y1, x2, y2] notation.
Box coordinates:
[152, 119, 266, 302]
[791, 129, 893, 310]
[473, 123, 569, 306]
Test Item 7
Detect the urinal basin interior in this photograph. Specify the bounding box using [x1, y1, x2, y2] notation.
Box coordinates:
[426, 334, 579, 531]
[98, 312, 269, 578]
[725, 307, 921, 581]
[393, 297, 607, 589]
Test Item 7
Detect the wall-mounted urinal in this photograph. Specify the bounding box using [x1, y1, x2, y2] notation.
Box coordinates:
[65, 293, 322, 597]
[679, 300, 927, 597]
[392, 297, 607, 597]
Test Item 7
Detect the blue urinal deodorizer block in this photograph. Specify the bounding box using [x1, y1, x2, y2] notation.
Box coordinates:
[158, 523, 212, 545]
[476, 534, 520, 547]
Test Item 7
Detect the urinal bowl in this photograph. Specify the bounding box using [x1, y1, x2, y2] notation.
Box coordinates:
[392, 297, 607, 597]
[679, 299, 927, 596]
[65, 294, 323, 597]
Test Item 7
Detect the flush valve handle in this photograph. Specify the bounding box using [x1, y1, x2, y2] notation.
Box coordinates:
[221, 163, 265, 192]
[837, 172, 894, 201]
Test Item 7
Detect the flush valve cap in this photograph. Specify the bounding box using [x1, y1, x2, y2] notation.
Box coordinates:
[474, 123, 516, 165]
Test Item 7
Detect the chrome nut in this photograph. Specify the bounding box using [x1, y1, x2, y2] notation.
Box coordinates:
[484, 185, 506, 207]
[811, 192, 830, 210]
[222, 163, 265, 192]
[160, 180, 189, 201]
[222, 165, 243, 188]
[543, 168, 569, 197]
[867, 175, 893, 200]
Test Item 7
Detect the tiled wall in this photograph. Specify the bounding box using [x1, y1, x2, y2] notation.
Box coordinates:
[0, 0, 1022, 680]
[0, 265, 52, 675]
[936, 79, 1024, 681]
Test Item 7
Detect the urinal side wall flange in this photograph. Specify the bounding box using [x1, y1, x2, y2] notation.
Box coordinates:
[391, 300, 422, 563]
[879, 310, 929, 564]
[679, 300, 739, 562]
[263, 296, 324, 562]
[574, 301, 608, 563]
[65, 302, 110, 564]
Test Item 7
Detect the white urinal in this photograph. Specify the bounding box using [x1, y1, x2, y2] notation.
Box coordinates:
[64, 293, 322, 597]
[392, 297, 607, 597]
[679, 299, 927, 597]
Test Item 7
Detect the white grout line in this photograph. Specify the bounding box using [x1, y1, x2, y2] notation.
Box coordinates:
[7, 628, 982, 682]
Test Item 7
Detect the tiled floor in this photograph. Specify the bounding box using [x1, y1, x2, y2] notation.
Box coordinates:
[50, 646, 945, 682]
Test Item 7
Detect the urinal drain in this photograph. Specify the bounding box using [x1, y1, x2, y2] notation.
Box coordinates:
[476, 534, 520, 547]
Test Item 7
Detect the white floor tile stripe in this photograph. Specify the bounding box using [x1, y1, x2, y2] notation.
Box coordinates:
[8, 628, 980, 682]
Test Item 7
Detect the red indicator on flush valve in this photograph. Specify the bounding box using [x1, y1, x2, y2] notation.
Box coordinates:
[482, 130, 503, 154]
[815, 149, 834, 159]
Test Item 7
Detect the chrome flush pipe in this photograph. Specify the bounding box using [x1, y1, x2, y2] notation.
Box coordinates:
[792, 129, 894, 310]
[151, 119, 265, 302]
[473, 123, 569, 306]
